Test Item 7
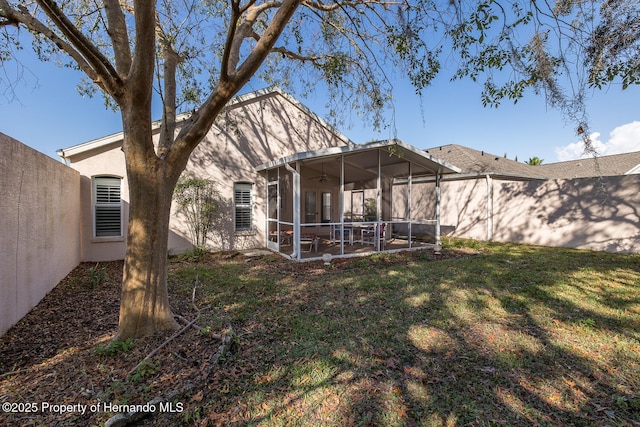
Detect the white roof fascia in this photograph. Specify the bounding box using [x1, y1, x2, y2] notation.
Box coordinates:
[57, 86, 355, 160]
[365, 139, 460, 170]
[56, 111, 192, 160]
[256, 138, 461, 174]
[396, 171, 549, 184]
[56, 132, 124, 159]
[625, 163, 640, 175]
[255, 146, 348, 171]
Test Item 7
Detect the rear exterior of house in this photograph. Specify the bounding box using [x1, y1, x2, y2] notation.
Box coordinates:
[415, 145, 640, 253]
[6, 90, 638, 337]
[58, 92, 640, 263]
[58, 87, 352, 261]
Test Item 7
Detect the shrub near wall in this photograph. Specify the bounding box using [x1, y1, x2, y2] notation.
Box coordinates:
[0, 134, 81, 336]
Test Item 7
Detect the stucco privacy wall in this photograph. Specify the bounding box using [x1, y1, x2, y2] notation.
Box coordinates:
[66, 89, 351, 261]
[415, 174, 640, 252]
[0, 134, 81, 336]
[491, 175, 640, 252]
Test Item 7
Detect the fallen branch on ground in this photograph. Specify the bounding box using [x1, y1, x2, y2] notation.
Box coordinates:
[126, 312, 201, 378]
[127, 277, 202, 378]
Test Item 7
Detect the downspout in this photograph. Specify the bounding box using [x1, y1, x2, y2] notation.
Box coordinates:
[486, 174, 493, 241]
[285, 162, 300, 260]
[408, 162, 412, 249]
[435, 172, 441, 249]
[276, 168, 281, 252]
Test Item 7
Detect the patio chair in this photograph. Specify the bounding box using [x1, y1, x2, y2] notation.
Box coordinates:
[300, 234, 318, 252]
[331, 224, 353, 245]
[361, 222, 386, 250]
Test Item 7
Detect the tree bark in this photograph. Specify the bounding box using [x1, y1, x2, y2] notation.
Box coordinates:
[116, 107, 183, 340]
[112, 0, 302, 339]
[117, 170, 179, 339]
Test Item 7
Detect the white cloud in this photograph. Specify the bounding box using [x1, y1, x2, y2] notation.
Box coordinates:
[555, 121, 640, 161]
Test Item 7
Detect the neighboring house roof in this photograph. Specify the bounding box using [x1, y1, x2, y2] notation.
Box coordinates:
[424, 144, 546, 180]
[57, 86, 355, 159]
[424, 144, 640, 180]
[536, 151, 640, 179]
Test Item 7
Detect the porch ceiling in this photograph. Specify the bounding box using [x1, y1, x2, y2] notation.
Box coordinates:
[256, 139, 460, 183]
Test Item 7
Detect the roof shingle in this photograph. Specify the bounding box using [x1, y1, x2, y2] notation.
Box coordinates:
[425, 144, 640, 180]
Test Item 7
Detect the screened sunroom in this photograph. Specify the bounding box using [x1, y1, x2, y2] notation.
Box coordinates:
[256, 139, 460, 261]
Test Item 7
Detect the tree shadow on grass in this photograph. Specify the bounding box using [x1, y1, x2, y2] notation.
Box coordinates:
[178, 246, 640, 426]
[4, 247, 635, 426]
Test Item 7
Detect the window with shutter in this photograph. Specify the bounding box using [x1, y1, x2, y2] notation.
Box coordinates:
[234, 182, 253, 231]
[94, 176, 122, 237]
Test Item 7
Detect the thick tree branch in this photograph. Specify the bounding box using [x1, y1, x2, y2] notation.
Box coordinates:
[34, 0, 124, 99]
[127, 1, 156, 109]
[220, 1, 241, 81]
[233, 0, 301, 82]
[158, 42, 179, 157]
[170, 0, 302, 167]
[225, 1, 284, 77]
[103, 0, 132, 76]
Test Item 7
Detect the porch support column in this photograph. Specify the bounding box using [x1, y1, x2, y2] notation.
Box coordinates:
[285, 162, 301, 260]
[264, 174, 269, 248]
[435, 172, 442, 249]
[376, 149, 382, 251]
[408, 162, 413, 249]
[339, 155, 345, 255]
[276, 168, 281, 251]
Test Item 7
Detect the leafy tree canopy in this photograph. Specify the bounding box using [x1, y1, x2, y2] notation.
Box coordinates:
[1, 0, 637, 338]
[1, 0, 637, 136]
[526, 156, 544, 165]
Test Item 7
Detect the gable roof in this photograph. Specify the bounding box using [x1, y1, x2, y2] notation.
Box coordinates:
[424, 144, 640, 180]
[424, 144, 546, 180]
[57, 86, 354, 159]
[536, 151, 640, 179]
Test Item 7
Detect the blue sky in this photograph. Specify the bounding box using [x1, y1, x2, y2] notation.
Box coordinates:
[2, 48, 639, 164]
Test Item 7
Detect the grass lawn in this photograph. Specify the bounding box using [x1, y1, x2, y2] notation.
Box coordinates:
[1, 238, 639, 426]
[167, 239, 640, 426]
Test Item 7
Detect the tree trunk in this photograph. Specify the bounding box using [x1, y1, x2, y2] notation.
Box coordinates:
[117, 161, 180, 339]
[116, 109, 183, 340]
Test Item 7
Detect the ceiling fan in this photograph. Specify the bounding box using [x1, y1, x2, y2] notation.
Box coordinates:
[309, 162, 330, 183]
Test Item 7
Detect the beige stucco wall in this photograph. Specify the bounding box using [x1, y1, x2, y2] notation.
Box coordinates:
[67, 90, 351, 261]
[65, 141, 129, 261]
[1, 134, 81, 336]
[179, 90, 352, 252]
[491, 175, 640, 252]
[441, 179, 491, 241]
[425, 174, 640, 253]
